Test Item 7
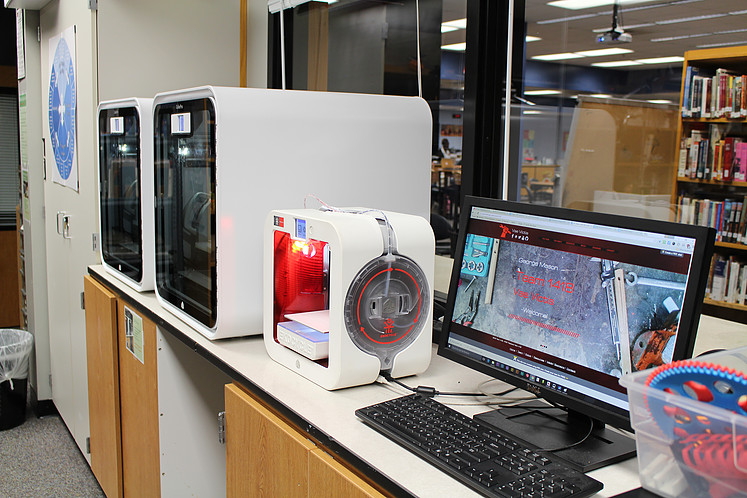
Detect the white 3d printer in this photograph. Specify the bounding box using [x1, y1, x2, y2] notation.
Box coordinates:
[264, 207, 434, 390]
[151, 86, 432, 340]
[97, 98, 155, 292]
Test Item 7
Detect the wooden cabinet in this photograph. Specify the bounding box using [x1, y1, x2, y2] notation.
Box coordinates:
[309, 448, 382, 497]
[225, 383, 384, 498]
[83, 275, 122, 498]
[83, 275, 160, 497]
[673, 46, 747, 322]
[117, 300, 161, 496]
[86, 269, 391, 497]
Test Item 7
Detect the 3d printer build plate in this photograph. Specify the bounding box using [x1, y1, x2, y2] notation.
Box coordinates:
[277, 321, 329, 360]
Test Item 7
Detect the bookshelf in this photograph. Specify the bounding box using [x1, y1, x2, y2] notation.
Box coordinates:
[674, 46, 747, 322]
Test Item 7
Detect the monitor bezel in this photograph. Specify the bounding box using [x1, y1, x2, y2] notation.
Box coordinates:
[437, 196, 716, 432]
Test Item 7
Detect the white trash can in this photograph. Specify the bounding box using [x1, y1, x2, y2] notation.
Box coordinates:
[0, 329, 34, 430]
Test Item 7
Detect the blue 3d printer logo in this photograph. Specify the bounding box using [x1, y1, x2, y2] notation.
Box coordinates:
[48, 37, 76, 180]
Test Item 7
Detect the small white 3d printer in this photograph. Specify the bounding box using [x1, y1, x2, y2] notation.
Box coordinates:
[264, 207, 435, 390]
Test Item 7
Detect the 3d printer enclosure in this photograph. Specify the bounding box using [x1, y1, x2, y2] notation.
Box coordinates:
[97, 98, 155, 292]
[264, 208, 435, 390]
[152, 86, 432, 340]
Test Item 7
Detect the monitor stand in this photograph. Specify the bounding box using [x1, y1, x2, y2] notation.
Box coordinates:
[473, 400, 636, 473]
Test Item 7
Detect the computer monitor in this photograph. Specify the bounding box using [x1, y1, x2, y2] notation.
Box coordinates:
[438, 196, 715, 472]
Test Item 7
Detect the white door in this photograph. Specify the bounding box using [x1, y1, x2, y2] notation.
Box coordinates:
[40, 2, 99, 457]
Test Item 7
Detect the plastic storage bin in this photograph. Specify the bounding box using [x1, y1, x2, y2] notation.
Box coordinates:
[620, 347, 747, 498]
[0, 329, 33, 430]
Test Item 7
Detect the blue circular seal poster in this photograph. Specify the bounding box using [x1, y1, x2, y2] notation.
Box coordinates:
[48, 34, 76, 183]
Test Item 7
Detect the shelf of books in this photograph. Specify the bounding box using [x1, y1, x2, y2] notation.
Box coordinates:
[675, 45, 747, 321]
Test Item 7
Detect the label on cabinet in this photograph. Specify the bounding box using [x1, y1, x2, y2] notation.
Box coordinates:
[124, 306, 145, 364]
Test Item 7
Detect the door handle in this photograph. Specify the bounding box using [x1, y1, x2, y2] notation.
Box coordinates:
[57, 211, 71, 239]
[56, 211, 65, 235]
[62, 214, 71, 239]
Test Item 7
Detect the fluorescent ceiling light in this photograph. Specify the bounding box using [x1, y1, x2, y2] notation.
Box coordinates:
[533, 52, 585, 61]
[537, 13, 597, 24]
[716, 28, 747, 35]
[636, 56, 684, 64]
[548, 0, 658, 10]
[656, 13, 726, 24]
[534, 48, 632, 61]
[523, 110, 543, 115]
[441, 43, 467, 52]
[525, 90, 561, 95]
[526, 35, 542, 42]
[651, 33, 712, 42]
[268, 0, 336, 13]
[592, 60, 643, 67]
[514, 96, 537, 106]
[442, 18, 467, 30]
[647, 99, 673, 104]
[575, 48, 632, 57]
[589, 94, 612, 98]
[697, 40, 747, 49]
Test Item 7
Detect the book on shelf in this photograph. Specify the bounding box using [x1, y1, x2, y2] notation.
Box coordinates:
[677, 124, 746, 182]
[682, 65, 695, 117]
[736, 141, 747, 181]
[706, 254, 747, 306]
[681, 66, 747, 118]
[675, 194, 747, 243]
[678, 136, 688, 177]
[724, 136, 735, 180]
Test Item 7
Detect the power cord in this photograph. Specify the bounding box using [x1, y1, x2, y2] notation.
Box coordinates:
[379, 371, 519, 398]
[495, 399, 597, 453]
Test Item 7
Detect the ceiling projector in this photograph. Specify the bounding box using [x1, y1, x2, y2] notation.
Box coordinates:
[596, 29, 632, 44]
[597, 3, 632, 44]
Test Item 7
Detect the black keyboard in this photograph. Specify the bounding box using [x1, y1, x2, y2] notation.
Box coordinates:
[356, 394, 603, 498]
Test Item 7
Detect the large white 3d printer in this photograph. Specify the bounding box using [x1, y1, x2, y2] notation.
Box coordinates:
[264, 207, 435, 390]
[97, 98, 155, 292]
[151, 86, 432, 340]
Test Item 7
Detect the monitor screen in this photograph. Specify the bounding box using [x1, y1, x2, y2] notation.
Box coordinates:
[438, 197, 714, 463]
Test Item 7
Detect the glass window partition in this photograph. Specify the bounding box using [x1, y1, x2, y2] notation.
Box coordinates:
[268, 0, 467, 253]
[510, 0, 747, 221]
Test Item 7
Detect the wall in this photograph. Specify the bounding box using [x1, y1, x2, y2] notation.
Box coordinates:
[22, 0, 263, 458]
[39, 0, 100, 457]
[17, 9, 52, 403]
[246, 0, 269, 88]
[97, 0, 243, 101]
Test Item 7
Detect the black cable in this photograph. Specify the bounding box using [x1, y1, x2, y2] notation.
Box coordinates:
[538, 415, 595, 453]
[506, 400, 597, 453]
[380, 374, 595, 451]
[380, 372, 518, 398]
